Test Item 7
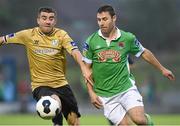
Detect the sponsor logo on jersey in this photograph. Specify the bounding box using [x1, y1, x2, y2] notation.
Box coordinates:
[34, 48, 58, 55]
[98, 50, 120, 62]
[70, 41, 77, 47]
[51, 39, 59, 46]
[7, 33, 15, 38]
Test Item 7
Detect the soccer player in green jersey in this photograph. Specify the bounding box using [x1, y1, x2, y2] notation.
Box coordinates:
[0, 7, 91, 126]
[83, 5, 175, 126]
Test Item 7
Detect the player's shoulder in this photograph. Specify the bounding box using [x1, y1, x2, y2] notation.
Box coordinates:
[53, 27, 69, 37]
[86, 31, 99, 44]
[88, 31, 99, 39]
[120, 29, 136, 43]
[120, 29, 135, 39]
[17, 28, 33, 33]
[14, 27, 35, 36]
[22, 27, 41, 36]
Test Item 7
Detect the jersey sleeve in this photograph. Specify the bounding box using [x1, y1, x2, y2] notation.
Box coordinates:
[3, 30, 28, 45]
[82, 37, 93, 64]
[62, 32, 78, 55]
[129, 34, 145, 57]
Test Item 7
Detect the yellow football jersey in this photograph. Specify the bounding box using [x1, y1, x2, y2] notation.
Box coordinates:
[3, 27, 78, 91]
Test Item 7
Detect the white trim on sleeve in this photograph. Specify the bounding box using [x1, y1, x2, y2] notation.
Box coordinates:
[82, 57, 92, 64]
[135, 45, 145, 57]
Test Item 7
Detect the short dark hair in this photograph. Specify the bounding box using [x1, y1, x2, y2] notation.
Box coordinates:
[97, 5, 115, 17]
[38, 7, 57, 16]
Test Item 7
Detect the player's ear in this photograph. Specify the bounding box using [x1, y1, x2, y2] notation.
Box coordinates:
[54, 17, 57, 25]
[37, 17, 40, 25]
[112, 15, 116, 22]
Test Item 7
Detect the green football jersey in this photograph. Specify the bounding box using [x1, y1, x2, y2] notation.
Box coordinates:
[83, 28, 145, 97]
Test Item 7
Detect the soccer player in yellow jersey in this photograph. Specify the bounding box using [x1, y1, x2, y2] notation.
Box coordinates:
[0, 7, 91, 126]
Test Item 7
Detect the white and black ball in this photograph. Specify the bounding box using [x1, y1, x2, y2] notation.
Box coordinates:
[36, 96, 61, 119]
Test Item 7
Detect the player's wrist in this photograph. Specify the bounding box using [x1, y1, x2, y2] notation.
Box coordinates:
[1, 36, 6, 44]
[160, 66, 166, 74]
[0, 37, 4, 45]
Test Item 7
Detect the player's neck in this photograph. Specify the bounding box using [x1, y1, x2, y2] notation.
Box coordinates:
[102, 27, 117, 41]
[38, 28, 55, 36]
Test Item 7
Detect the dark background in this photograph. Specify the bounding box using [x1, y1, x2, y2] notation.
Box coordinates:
[0, 0, 179, 114]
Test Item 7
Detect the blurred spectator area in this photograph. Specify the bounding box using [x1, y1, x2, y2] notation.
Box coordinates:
[0, 0, 179, 114]
[0, 57, 17, 102]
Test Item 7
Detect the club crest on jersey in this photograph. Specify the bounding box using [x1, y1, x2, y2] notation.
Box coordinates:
[118, 42, 124, 49]
[98, 50, 120, 62]
[51, 39, 59, 46]
[70, 41, 77, 47]
[7, 33, 15, 38]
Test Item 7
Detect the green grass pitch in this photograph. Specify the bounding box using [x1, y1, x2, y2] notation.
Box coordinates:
[0, 114, 180, 125]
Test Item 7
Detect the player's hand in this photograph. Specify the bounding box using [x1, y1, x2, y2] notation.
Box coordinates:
[162, 68, 175, 81]
[89, 91, 103, 109]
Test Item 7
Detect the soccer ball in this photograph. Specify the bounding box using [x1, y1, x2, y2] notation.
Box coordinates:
[36, 96, 61, 119]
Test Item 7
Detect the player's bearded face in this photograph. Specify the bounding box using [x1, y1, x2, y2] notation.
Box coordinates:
[97, 12, 116, 35]
[37, 12, 56, 34]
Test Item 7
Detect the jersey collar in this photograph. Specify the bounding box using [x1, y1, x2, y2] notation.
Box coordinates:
[98, 27, 121, 41]
[37, 27, 55, 36]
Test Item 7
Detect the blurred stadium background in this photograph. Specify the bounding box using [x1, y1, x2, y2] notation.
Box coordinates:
[0, 0, 180, 125]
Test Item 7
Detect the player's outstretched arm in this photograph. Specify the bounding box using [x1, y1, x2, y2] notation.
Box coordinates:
[0, 36, 4, 44]
[141, 48, 175, 80]
[71, 49, 93, 85]
[86, 81, 103, 109]
[83, 62, 103, 109]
